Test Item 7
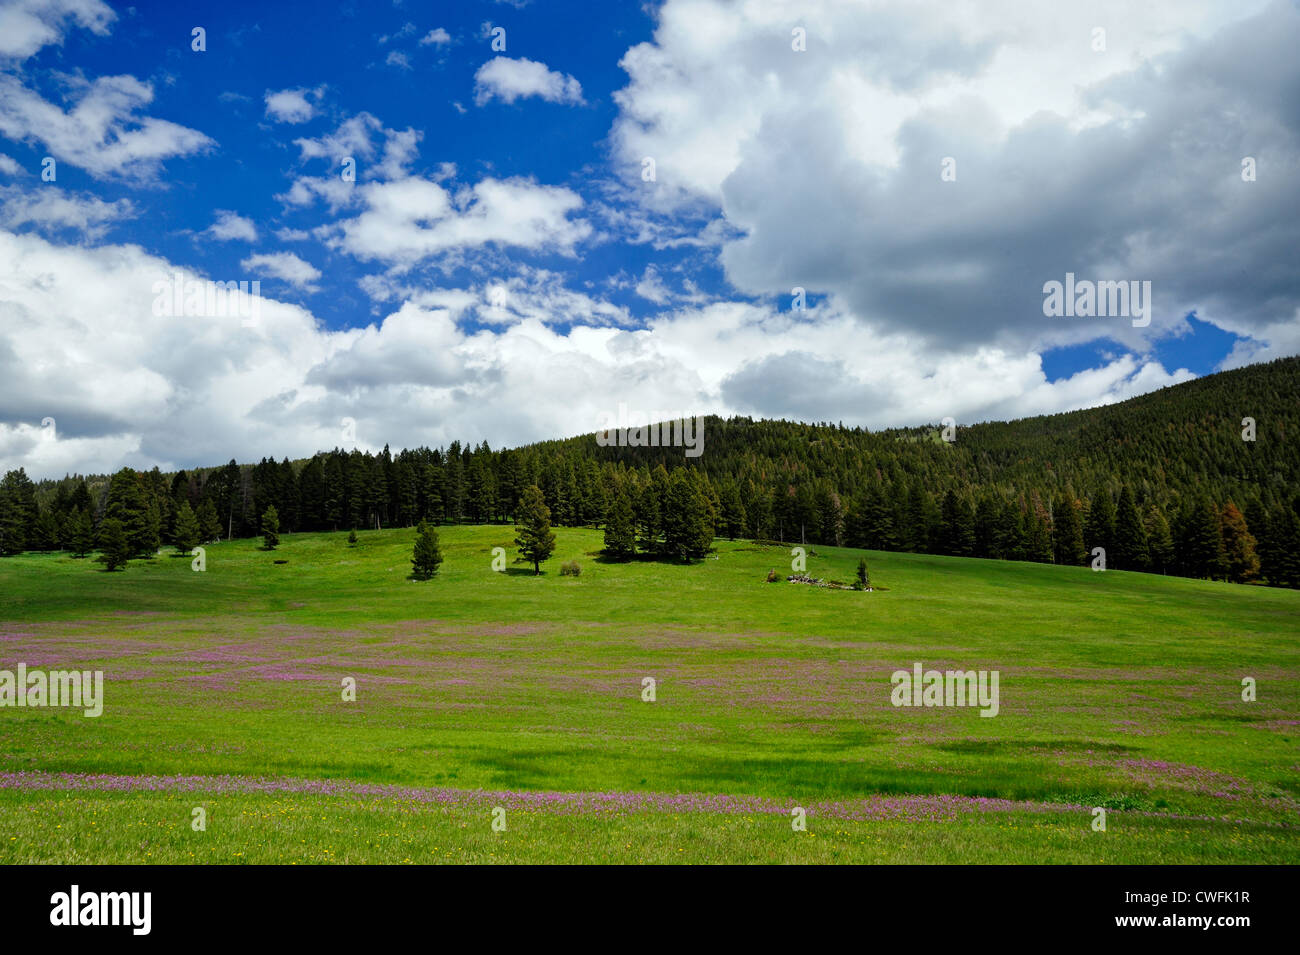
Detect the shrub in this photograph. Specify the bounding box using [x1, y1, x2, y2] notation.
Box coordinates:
[560, 560, 581, 577]
[765, 568, 780, 582]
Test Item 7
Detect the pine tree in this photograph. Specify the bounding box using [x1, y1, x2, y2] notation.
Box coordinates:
[142, 498, 162, 556]
[173, 502, 200, 555]
[997, 499, 1025, 560]
[68, 508, 94, 558]
[514, 485, 556, 575]
[855, 557, 870, 590]
[348, 529, 358, 546]
[196, 499, 221, 543]
[1024, 498, 1054, 563]
[261, 505, 280, 550]
[662, 470, 714, 561]
[410, 519, 443, 580]
[1084, 489, 1116, 560]
[1262, 504, 1300, 588]
[603, 488, 636, 560]
[973, 495, 999, 559]
[96, 517, 130, 571]
[1113, 485, 1149, 570]
[718, 480, 747, 540]
[105, 467, 151, 557]
[1053, 495, 1086, 566]
[0, 468, 38, 555]
[1184, 494, 1226, 579]
[1145, 506, 1175, 574]
[32, 509, 60, 551]
[1219, 500, 1260, 583]
[636, 476, 661, 554]
[938, 490, 975, 556]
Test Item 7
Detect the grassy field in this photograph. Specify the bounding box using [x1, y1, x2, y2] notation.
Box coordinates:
[1, 525, 1297, 863]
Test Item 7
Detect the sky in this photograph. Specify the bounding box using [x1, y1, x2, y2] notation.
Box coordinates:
[0, 0, 1297, 480]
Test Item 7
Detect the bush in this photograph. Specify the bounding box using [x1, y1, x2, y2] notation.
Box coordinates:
[560, 560, 581, 577]
[765, 568, 780, 582]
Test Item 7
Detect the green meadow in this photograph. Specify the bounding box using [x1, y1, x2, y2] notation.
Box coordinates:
[1, 526, 1297, 864]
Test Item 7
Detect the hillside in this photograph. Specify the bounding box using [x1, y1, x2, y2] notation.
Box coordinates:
[1, 356, 1298, 587]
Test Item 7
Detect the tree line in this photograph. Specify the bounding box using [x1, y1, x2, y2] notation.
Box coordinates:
[1, 356, 1297, 587]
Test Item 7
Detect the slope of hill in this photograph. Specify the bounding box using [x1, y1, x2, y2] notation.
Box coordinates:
[2, 356, 1298, 586]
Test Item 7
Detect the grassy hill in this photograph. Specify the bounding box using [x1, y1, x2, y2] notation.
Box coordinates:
[1, 525, 1296, 863]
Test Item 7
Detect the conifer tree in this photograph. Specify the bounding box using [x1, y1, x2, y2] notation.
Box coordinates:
[1262, 503, 1300, 588]
[1053, 495, 1086, 566]
[514, 485, 556, 575]
[1113, 485, 1149, 570]
[1219, 500, 1260, 583]
[196, 499, 221, 543]
[261, 505, 280, 550]
[0, 468, 38, 555]
[1145, 506, 1175, 574]
[173, 502, 200, 555]
[662, 469, 714, 561]
[68, 508, 94, 558]
[1183, 494, 1226, 579]
[410, 519, 443, 580]
[32, 509, 60, 551]
[603, 488, 636, 560]
[96, 517, 130, 571]
[1084, 488, 1116, 560]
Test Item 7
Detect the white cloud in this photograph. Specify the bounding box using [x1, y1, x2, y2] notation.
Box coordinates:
[473, 56, 584, 106]
[0, 0, 114, 61]
[264, 87, 319, 124]
[385, 51, 411, 71]
[0, 184, 132, 239]
[607, 0, 1299, 355]
[241, 251, 322, 291]
[0, 72, 213, 180]
[329, 175, 591, 268]
[0, 154, 23, 176]
[420, 28, 452, 46]
[290, 112, 421, 183]
[205, 210, 257, 243]
[0, 228, 1208, 480]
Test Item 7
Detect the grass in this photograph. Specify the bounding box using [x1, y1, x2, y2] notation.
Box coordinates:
[1, 525, 1297, 863]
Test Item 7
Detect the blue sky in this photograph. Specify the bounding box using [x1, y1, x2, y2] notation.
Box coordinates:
[1, 0, 1297, 477]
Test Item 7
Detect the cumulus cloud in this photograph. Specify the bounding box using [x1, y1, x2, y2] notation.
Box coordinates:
[0, 184, 132, 239]
[0, 0, 114, 60]
[474, 56, 584, 106]
[206, 210, 258, 242]
[241, 251, 322, 291]
[420, 28, 452, 46]
[328, 175, 591, 268]
[610, 0, 1300, 359]
[0, 229, 1202, 480]
[0, 72, 213, 180]
[264, 87, 320, 124]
